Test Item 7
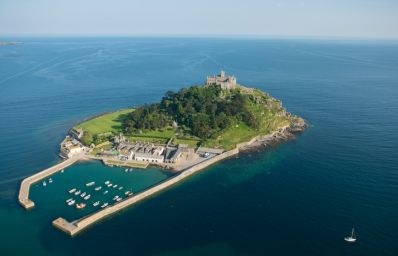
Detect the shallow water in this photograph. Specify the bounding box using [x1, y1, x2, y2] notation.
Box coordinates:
[0, 37, 397, 255]
[30, 160, 172, 221]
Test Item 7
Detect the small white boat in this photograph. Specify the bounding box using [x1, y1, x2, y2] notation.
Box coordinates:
[103, 190, 109, 195]
[80, 192, 87, 198]
[345, 228, 357, 243]
[113, 195, 119, 201]
[76, 203, 86, 209]
[84, 194, 91, 200]
[42, 181, 47, 187]
[66, 198, 73, 203]
[86, 181, 95, 187]
[48, 178, 53, 183]
[61, 169, 64, 173]
[107, 183, 113, 187]
[118, 186, 123, 190]
[94, 186, 102, 191]
[128, 192, 134, 196]
[74, 190, 81, 195]
[93, 201, 100, 207]
[124, 191, 130, 195]
[69, 188, 77, 193]
[124, 168, 128, 173]
[68, 200, 75, 206]
[105, 181, 110, 185]
[113, 185, 117, 188]
[101, 203, 109, 208]
[116, 198, 122, 202]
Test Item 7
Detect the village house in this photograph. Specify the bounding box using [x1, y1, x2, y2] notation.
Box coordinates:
[60, 137, 86, 158]
[117, 142, 166, 163]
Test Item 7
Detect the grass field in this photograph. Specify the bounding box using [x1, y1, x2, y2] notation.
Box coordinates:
[203, 122, 258, 150]
[127, 136, 168, 144]
[74, 109, 133, 135]
[173, 138, 201, 148]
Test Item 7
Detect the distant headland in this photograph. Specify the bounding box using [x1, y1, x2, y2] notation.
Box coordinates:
[19, 71, 306, 236]
[0, 41, 23, 46]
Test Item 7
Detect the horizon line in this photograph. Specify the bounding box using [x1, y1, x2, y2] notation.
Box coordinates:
[1, 33, 398, 41]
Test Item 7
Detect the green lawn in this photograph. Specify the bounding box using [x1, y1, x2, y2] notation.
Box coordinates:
[203, 122, 259, 150]
[126, 128, 176, 144]
[75, 109, 133, 136]
[174, 138, 201, 147]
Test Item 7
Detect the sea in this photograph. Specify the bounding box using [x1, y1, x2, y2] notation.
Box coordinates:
[0, 37, 397, 256]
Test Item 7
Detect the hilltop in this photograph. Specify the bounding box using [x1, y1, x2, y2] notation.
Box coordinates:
[75, 71, 306, 150]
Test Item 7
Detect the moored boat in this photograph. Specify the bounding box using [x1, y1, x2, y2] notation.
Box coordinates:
[101, 203, 109, 208]
[118, 186, 123, 190]
[86, 181, 95, 187]
[66, 198, 73, 203]
[74, 190, 81, 195]
[80, 192, 87, 198]
[116, 198, 122, 202]
[103, 190, 109, 195]
[69, 188, 77, 193]
[124, 191, 130, 195]
[84, 194, 91, 200]
[68, 200, 75, 206]
[76, 203, 86, 209]
[94, 186, 102, 191]
[42, 181, 47, 187]
[93, 201, 100, 207]
[49, 178, 53, 183]
[105, 181, 110, 185]
[112, 184, 117, 188]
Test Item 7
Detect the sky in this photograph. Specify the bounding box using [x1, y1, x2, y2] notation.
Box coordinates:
[0, 0, 398, 38]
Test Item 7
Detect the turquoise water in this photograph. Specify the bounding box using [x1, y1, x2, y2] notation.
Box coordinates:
[0, 38, 397, 255]
[30, 161, 172, 221]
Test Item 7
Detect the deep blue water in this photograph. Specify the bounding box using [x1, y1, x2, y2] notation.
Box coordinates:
[0, 38, 397, 255]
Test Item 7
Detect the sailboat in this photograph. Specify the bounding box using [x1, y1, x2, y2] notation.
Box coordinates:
[344, 228, 357, 243]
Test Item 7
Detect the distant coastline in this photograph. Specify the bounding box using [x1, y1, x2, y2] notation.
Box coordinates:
[0, 41, 23, 46]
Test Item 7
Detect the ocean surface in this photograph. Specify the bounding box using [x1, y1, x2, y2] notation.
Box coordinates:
[0, 37, 397, 255]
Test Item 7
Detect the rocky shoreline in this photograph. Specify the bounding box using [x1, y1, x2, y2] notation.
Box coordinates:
[239, 119, 307, 152]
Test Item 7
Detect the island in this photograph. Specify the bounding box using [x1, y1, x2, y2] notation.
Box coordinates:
[19, 71, 306, 236]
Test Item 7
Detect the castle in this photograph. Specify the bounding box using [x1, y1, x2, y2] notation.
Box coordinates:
[206, 70, 237, 90]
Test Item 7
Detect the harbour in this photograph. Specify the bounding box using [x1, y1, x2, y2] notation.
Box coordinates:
[20, 127, 291, 236]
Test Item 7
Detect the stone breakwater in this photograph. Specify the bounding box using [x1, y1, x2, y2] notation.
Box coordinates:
[52, 122, 306, 236]
[19, 157, 83, 209]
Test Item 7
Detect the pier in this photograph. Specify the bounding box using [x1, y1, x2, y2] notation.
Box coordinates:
[18, 157, 82, 209]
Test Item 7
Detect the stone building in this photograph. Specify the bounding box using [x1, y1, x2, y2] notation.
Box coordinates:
[117, 142, 166, 163]
[206, 70, 237, 90]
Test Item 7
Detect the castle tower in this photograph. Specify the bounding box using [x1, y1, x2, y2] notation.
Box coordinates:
[220, 70, 225, 77]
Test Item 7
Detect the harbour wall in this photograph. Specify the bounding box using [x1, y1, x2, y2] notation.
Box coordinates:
[19, 157, 83, 209]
